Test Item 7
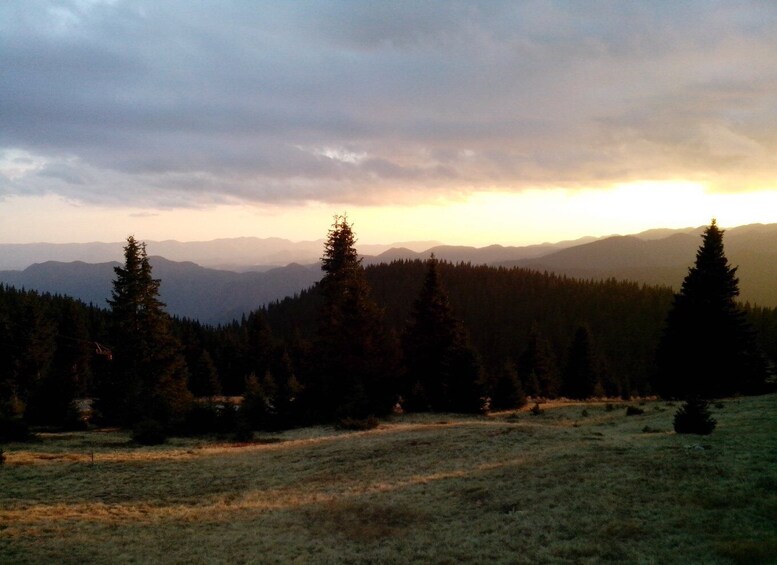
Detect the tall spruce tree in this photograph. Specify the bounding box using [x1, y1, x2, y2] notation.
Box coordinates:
[656, 220, 768, 398]
[402, 255, 482, 413]
[517, 324, 560, 398]
[312, 215, 397, 420]
[561, 326, 599, 399]
[102, 236, 192, 425]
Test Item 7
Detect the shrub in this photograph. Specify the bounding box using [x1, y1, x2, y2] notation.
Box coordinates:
[626, 406, 644, 416]
[132, 419, 168, 445]
[605, 403, 615, 412]
[0, 448, 5, 465]
[581, 409, 589, 418]
[529, 403, 544, 416]
[673, 398, 716, 435]
[338, 416, 380, 431]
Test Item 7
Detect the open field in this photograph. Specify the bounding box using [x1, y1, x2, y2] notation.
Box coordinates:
[2, 396, 776, 564]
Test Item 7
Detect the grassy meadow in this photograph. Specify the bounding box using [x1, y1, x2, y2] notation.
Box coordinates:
[1, 395, 776, 564]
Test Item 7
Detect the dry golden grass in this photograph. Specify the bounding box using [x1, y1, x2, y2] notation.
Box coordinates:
[1, 395, 776, 564]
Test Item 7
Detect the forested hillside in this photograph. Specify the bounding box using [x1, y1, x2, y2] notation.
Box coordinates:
[3, 228, 776, 436]
[268, 261, 672, 398]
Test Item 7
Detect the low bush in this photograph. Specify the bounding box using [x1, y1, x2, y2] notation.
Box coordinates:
[674, 398, 716, 435]
[132, 419, 168, 445]
[625, 406, 644, 416]
[529, 403, 544, 416]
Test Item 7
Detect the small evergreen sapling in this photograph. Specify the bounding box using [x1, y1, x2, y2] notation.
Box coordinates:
[673, 398, 717, 435]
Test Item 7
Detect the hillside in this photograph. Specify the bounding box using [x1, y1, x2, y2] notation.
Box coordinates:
[510, 224, 777, 307]
[3, 395, 776, 564]
[266, 260, 678, 396]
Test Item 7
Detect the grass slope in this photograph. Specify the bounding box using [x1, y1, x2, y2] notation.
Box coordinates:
[2, 395, 776, 564]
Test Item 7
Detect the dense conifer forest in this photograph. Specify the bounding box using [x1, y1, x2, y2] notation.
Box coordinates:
[2, 220, 776, 439]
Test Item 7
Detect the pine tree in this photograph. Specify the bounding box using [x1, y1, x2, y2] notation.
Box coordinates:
[189, 349, 221, 398]
[102, 236, 192, 425]
[656, 220, 768, 398]
[561, 326, 599, 399]
[673, 397, 716, 435]
[312, 215, 398, 420]
[245, 311, 274, 381]
[517, 324, 560, 398]
[488, 362, 526, 411]
[402, 255, 482, 413]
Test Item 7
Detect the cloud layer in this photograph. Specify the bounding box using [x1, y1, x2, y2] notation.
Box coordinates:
[2, 0, 777, 208]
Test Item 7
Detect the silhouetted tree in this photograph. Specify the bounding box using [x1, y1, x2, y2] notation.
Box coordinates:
[245, 311, 274, 383]
[561, 326, 599, 399]
[403, 255, 482, 412]
[673, 397, 716, 435]
[269, 348, 303, 428]
[101, 236, 192, 425]
[656, 220, 768, 398]
[517, 324, 560, 398]
[488, 362, 526, 411]
[189, 349, 221, 398]
[311, 215, 398, 420]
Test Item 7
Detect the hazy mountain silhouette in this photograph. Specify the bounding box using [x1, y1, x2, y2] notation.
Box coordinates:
[0, 257, 321, 324]
[1, 223, 775, 323]
[0, 238, 441, 271]
[362, 236, 598, 266]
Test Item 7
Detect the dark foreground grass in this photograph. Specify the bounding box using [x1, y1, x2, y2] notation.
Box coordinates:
[1, 394, 776, 564]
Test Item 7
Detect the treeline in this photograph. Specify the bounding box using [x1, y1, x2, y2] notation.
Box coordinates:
[0, 285, 112, 434]
[267, 260, 677, 399]
[2, 218, 775, 440]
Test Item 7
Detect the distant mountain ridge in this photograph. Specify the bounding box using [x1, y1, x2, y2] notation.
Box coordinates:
[1, 223, 775, 323]
[0, 257, 321, 324]
[0, 237, 442, 271]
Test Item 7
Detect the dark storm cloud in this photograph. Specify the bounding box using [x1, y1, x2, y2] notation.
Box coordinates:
[2, 0, 777, 207]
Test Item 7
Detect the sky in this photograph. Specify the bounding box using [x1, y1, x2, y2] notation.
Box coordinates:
[2, 1, 777, 246]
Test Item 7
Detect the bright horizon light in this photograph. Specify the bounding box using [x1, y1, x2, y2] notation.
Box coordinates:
[1, 181, 776, 246]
